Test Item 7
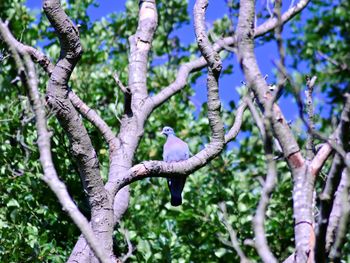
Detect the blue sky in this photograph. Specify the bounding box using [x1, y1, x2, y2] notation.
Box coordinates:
[25, 0, 306, 122]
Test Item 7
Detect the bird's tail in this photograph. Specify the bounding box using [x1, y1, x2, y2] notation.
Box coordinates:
[167, 176, 186, 207]
[171, 194, 182, 206]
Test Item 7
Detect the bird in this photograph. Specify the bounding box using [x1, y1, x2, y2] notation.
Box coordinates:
[161, 126, 190, 206]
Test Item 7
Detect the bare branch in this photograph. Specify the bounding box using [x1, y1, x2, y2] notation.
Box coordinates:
[69, 90, 119, 150]
[0, 19, 112, 263]
[305, 76, 317, 160]
[326, 168, 347, 250]
[42, 0, 110, 206]
[245, 96, 265, 139]
[68, 187, 130, 263]
[235, 1, 320, 262]
[328, 166, 350, 261]
[119, 222, 134, 262]
[194, 0, 225, 147]
[237, 0, 302, 162]
[317, 50, 350, 74]
[246, 78, 278, 263]
[0, 24, 54, 74]
[42, 0, 114, 260]
[113, 72, 129, 94]
[225, 101, 248, 143]
[218, 202, 251, 263]
[253, 107, 278, 263]
[315, 95, 350, 262]
[127, 0, 158, 114]
[310, 142, 333, 175]
[255, 0, 311, 37]
[147, 0, 310, 113]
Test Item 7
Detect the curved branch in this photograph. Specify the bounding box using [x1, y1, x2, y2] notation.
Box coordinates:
[255, 0, 310, 37]
[147, 0, 310, 113]
[218, 202, 251, 263]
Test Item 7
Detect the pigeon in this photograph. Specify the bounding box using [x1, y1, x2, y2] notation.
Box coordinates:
[161, 126, 190, 206]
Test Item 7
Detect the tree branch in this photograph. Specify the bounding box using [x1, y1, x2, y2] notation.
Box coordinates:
[119, 222, 134, 262]
[235, 1, 320, 262]
[247, 93, 278, 263]
[218, 202, 251, 263]
[42, 0, 114, 260]
[0, 23, 54, 74]
[315, 94, 350, 262]
[327, 165, 350, 262]
[146, 0, 310, 113]
[194, 0, 225, 149]
[127, 0, 158, 115]
[68, 90, 119, 150]
[0, 19, 111, 263]
[305, 76, 317, 160]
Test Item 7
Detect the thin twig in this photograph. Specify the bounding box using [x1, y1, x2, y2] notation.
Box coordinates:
[218, 202, 250, 263]
[305, 76, 317, 160]
[119, 222, 134, 262]
[113, 72, 129, 94]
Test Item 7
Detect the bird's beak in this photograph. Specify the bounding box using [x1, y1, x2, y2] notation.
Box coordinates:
[161, 131, 165, 135]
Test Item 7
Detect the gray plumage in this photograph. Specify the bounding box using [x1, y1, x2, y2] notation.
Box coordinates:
[162, 126, 189, 206]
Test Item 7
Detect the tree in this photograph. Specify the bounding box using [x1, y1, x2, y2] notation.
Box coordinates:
[0, 0, 349, 262]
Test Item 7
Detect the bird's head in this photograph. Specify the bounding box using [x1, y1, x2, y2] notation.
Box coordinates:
[161, 126, 175, 136]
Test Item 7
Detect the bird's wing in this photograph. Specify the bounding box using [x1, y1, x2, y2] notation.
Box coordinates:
[163, 136, 190, 162]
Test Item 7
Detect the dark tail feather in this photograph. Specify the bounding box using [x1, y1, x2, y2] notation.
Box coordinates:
[171, 194, 182, 206]
[167, 176, 186, 206]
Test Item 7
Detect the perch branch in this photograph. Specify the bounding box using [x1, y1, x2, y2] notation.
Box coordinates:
[112, 100, 247, 195]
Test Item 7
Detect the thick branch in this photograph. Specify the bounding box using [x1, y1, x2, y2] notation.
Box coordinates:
[0, 24, 54, 74]
[127, 0, 158, 114]
[42, 0, 110, 209]
[315, 94, 350, 262]
[0, 20, 111, 263]
[68, 187, 130, 263]
[194, 0, 225, 149]
[236, 0, 301, 161]
[328, 166, 350, 262]
[42, 0, 114, 260]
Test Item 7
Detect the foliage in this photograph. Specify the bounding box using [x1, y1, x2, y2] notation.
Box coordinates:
[0, 0, 347, 262]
